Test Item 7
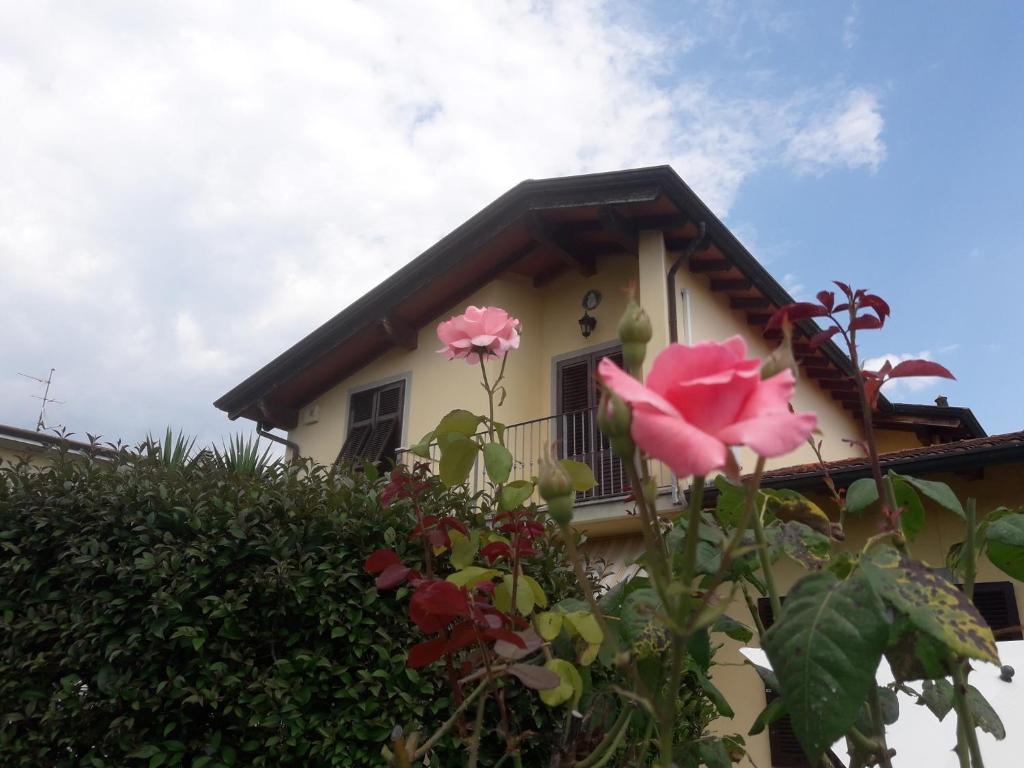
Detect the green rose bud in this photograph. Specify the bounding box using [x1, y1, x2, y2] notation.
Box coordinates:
[618, 297, 652, 374]
[597, 391, 634, 460]
[538, 455, 574, 526]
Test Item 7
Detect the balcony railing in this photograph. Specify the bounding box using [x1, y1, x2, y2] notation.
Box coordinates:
[396, 407, 677, 504]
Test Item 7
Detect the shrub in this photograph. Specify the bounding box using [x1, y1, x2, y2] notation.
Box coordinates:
[0, 453, 469, 767]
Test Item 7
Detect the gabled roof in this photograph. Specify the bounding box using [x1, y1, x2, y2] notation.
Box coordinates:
[214, 165, 981, 442]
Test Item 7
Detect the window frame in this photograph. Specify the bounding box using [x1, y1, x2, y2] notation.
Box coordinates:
[337, 374, 410, 466]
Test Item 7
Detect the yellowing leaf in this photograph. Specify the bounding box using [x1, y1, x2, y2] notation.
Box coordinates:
[765, 489, 833, 536]
[446, 567, 498, 588]
[539, 659, 583, 707]
[565, 611, 602, 645]
[579, 642, 600, 667]
[521, 574, 548, 609]
[448, 529, 479, 571]
[536, 612, 563, 641]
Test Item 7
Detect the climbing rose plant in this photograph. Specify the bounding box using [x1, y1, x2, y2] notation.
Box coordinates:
[373, 289, 1021, 768]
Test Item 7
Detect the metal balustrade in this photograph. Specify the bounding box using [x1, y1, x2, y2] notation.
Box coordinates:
[396, 407, 676, 503]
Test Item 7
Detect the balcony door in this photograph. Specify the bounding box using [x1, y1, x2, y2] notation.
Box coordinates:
[556, 346, 626, 499]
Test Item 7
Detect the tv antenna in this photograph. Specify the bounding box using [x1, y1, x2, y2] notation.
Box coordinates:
[17, 368, 64, 431]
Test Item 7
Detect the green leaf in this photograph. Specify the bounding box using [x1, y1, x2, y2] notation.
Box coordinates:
[877, 686, 899, 725]
[482, 443, 513, 485]
[620, 587, 659, 643]
[409, 430, 436, 459]
[564, 611, 603, 645]
[695, 669, 734, 718]
[763, 489, 833, 536]
[890, 473, 926, 543]
[845, 478, 879, 515]
[765, 520, 831, 569]
[985, 513, 1024, 580]
[438, 435, 479, 487]
[749, 697, 787, 736]
[861, 546, 998, 664]
[714, 476, 747, 527]
[435, 409, 482, 440]
[494, 575, 535, 616]
[500, 480, 534, 511]
[521, 574, 548, 608]
[918, 678, 955, 721]
[448, 529, 479, 570]
[698, 737, 733, 768]
[763, 570, 890, 761]
[712, 615, 753, 644]
[895, 473, 965, 519]
[559, 459, 596, 492]
[967, 684, 1005, 740]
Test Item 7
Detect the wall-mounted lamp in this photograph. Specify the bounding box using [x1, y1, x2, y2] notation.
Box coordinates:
[578, 289, 601, 338]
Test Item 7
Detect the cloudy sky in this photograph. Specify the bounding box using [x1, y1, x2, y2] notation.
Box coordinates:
[2, 0, 1022, 447]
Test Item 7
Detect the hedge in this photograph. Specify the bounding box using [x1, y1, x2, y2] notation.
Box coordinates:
[0, 453, 478, 767]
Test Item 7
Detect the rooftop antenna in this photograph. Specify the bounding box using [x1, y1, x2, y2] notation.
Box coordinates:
[17, 368, 64, 431]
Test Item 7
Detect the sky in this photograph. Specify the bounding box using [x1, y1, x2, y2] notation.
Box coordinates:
[1, 0, 1022, 448]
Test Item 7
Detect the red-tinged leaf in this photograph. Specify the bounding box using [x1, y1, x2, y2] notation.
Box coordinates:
[833, 302, 849, 313]
[364, 549, 401, 575]
[493, 629, 543, 660]
[849, 314, 883, 331]
[445, 621, 479, 653]
[506, 663, 561, 690]
[863, 378, 883, 409]
[481, 541, 512, 564]
[375, 563, 412, 590]
[407, 638, 448, 668]
[809, 327, 841, 349]
[889, 359, 955, 380]
[484, 628, 527, 648]
[860, 293, 891, 319]
[833, 280, 852, 296]
[817, 291, 835, 311]
[767, 303, 828, 329]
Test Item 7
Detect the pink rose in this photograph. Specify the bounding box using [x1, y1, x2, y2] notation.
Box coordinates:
[598, 336, 816, 478]
[437, 306, 521, 364]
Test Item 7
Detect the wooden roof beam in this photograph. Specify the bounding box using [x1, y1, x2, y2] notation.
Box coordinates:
[598, 206, 638, 253]
[730, 296, 772, 309]
[379, 316, 418, 351]
[527, 212, 596, 277]
[710, 278, 753, 292]
[689, 258, 732, 273]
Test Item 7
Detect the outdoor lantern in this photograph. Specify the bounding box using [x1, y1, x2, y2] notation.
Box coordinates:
[578, 289, 601, 337]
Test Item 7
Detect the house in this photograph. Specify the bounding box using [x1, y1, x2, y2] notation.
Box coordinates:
[215, 166, 1021, 767]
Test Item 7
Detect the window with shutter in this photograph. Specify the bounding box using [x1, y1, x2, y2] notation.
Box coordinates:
[964, 581, 1022, 640]
[337, 380, 405, 467]
[555, 347, 625, 499]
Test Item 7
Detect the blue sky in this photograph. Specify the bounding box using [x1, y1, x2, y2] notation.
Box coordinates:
[1, 0, 1021, 444]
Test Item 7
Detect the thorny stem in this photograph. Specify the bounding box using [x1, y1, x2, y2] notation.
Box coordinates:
[678, 476, 706, 588]
[479, 352, 509, 446]
[623, 460, 675, 623]
[952, 498, 984, 767]
[467, 685, 490, 768]
[751, 496, 782, 620]
[868, 686, 894, 768]
[573, 706, 632, 768]
[561, 525, 615, 649]
[658, 641, 685, 768]
[412, 679, 490, 760]
[742, 581, 767, 640]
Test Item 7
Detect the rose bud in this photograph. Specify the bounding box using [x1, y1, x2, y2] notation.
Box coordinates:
[538, 455, 575, 527]
[618, 297, 652, 374]
[597, 391, 634, 460]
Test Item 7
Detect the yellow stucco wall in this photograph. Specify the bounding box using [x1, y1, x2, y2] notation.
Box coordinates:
[288, 254, 640, 464]
[710, 463, 1024, 767]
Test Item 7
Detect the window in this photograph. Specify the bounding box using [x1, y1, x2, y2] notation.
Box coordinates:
[556, 346, 625, 499]
[337, 380, 405, 467]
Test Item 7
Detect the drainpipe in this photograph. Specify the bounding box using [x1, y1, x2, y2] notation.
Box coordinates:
[665, 221, 707, 505]
[667, 221, 707, 343]
[257, 422, 301, 461]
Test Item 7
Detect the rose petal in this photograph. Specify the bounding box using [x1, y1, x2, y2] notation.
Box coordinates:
[630, 410, 730, 478]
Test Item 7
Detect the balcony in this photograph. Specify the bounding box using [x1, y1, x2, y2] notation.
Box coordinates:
[397, 407, 678, 518]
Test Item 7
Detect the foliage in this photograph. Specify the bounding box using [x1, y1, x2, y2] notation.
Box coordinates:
[0, 452, 504, 767]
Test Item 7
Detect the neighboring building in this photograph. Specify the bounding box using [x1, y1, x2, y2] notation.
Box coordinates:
[215, 166, 1020, 767]
[0, 423, 114, 466]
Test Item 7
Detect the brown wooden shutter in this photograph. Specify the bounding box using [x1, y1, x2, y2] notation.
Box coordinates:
[970, 581, 1022, 640]
[338, 381, 404, 466]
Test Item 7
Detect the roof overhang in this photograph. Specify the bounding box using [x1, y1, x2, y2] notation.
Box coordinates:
[214, 165, 965, 436]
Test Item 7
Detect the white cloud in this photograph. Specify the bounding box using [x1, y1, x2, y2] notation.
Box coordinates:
[786, 88, 885, 174]
[862, 350, 955, 399]
[843, 2, 860, 49]
[0, 0, 888, 445]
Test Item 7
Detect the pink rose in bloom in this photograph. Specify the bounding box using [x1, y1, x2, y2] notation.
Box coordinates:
[437, 306, 521, 363]
[598, 336, 816, 478]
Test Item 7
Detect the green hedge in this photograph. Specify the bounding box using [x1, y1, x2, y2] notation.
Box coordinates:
[0, 455, 463, 767]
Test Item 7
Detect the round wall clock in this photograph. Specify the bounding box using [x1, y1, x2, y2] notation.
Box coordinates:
[582, 289, 602, 311]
